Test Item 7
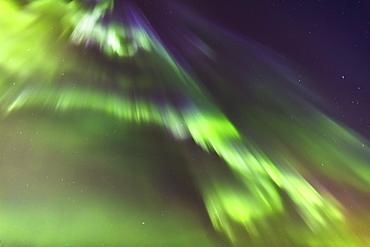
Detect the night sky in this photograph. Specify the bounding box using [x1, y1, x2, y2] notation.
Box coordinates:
[141, 0, 370, 138]
[0, 1, 369, 246]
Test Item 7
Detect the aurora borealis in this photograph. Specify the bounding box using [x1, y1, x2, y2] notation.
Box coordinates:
[0, 0, 369, 246]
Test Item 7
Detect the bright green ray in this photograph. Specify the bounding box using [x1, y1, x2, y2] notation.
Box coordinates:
[3, 84, 369, 245]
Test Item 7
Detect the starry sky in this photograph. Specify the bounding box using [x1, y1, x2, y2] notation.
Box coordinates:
[140, 0, 370, 138]
[0, 1, 369, 246]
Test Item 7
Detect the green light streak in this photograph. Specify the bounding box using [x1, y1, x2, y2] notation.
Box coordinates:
[2, 84, 366, 245]
[70, 8, 153, 57]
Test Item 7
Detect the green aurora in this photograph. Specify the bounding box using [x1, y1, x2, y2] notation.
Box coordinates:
[0, 1, 370, 246]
